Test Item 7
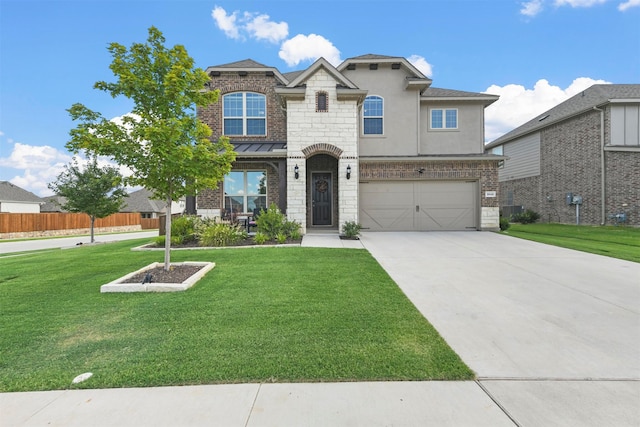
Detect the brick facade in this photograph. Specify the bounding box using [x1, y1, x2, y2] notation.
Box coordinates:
[500, 108, 640, 226]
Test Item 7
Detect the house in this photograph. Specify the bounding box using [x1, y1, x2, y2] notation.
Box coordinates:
[0, 181, 42, 213]
[196, 55, 502, 233]
[40, 195, 67, 212]
[121, 188, 185, 218]
[485, 84, 640, 226]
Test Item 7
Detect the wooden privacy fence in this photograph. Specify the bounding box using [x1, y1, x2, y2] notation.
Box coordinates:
[0, 212, 153, 233]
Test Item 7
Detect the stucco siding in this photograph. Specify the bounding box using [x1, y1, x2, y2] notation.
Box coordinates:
[420, 103, 486, 155]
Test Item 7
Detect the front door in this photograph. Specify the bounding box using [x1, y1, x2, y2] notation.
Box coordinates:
[312, 172, 332, 225]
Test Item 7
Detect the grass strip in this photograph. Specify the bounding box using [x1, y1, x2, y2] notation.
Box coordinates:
[503, 223, 640, 263]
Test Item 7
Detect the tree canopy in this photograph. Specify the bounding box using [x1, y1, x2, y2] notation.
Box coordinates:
[48, 156, 127, 243]
[66, 26, 235, 268]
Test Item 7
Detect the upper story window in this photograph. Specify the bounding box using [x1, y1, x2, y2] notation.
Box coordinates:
[316, 91, 328, 112]
[363, 95, 383, 135]
[223, 92, 266, 136]
[431, 108, 458, 129]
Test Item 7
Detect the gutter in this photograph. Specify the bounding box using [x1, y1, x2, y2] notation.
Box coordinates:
[593, 106, 605, 225]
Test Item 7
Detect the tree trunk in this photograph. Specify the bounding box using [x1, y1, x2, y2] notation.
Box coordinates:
[164, 196, 172, 271]
[90, 215, 95, 243]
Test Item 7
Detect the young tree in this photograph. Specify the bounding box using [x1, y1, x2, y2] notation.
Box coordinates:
[66, 27, 235, 270]
[48, 157, 127, 243]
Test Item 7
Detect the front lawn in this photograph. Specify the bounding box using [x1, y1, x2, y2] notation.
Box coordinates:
[0, 239, 472, 392]
[503, 223, 640, 263]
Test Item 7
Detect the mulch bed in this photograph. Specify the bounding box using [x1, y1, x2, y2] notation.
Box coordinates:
[128, 265, 204, 284]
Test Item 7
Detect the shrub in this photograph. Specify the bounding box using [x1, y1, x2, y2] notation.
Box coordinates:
[171, 215, 198, 243]
[276, 232, 287, 244]
[511, 209, 541, 224]
[499, 217, 510, 231]
[256, 203, 301, 241]
[253, 232, 268, 245]
[199, 223, 247, 247]
[342, 221, 362, 239]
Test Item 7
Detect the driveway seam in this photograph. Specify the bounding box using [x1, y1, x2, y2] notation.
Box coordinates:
[475, 380, 522, 427]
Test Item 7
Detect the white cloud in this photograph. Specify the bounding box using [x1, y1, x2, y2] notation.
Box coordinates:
[212, 6, 288, 44]
[484, 77, 611, 142]
[279, 34, 341, 67]
[244, 12, 289, 44]
[619, 0, 640, 10]
[554, 0, 608, 6]
[212, 6, 240, 40]
[521, 0, 544, 16]
[522, 0, 638, 15]
[407, 55, 433, 78]
[0, 142, 72, 196]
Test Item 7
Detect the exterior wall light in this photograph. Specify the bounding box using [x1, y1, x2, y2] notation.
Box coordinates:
[294, 164, 299, 179]
[346, 165, 351, 180]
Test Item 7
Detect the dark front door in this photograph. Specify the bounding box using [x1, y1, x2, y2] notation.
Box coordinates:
[312, 172, 332, 225]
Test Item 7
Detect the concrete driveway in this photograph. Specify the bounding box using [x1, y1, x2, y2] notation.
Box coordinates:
[361, 231, 640, 426]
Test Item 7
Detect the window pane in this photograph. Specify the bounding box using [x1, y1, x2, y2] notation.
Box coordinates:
[246, 93, 266, 117]
[445, 109, 457, 128]
[246, 118, 266, 135]
[364, 96, 383, 117]
[224, 118, 243, 135]
[248, 196, 267, 212]
[247, 171, 267, 195]
[224, 196, 244, 213]
[317, 92, 327, 111]
[224, 171, 244, 195]
[431, 110, 443, 128]
[223, 93, 243, 117]
[364, 118, 383, 135]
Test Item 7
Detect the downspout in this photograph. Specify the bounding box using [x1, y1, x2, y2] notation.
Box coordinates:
[593, 106, 605, 225]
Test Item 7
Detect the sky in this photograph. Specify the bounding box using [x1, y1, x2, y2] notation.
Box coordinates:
[1, 0, 639, 197]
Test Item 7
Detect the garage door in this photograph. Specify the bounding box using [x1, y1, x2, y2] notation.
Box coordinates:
[360, 181, 478, 231]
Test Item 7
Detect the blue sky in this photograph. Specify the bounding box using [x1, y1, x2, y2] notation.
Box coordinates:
[1, 0, 639, 196]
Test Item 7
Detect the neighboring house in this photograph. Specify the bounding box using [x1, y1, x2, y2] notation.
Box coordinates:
[121, 188, 185, 218]
[196, 55, 502, 232]
[485, 84, 640, 226]
[40, 195, 67, 212]
[0, 181, 42, 213]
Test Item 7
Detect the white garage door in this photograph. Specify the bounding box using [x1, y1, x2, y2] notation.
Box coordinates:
[360, 181, 478, 231]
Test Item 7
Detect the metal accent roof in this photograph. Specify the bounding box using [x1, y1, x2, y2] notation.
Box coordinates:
[232, 142, 287, 157]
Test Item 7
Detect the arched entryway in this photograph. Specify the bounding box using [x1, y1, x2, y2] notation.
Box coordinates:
[306, 154, 338, 229]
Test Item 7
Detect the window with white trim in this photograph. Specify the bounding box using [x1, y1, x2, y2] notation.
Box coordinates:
[363, 96, 383, 135]
[223, 92, 266, 136]
[430, 108, 458, 129]
[223, 170, 267, 214]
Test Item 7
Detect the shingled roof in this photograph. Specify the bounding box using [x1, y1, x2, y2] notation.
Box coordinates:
[0, 181, 41, 203]
[121, 188, 167, 214]
[487, 84, 640, 148]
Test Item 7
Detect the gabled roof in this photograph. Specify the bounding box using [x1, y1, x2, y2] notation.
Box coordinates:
[40, 195, 67, 212]
[422, 87, 499, 106]
[286, 57, 358, 89]
[487, 84, 640, 148]
[0, 181, 41, 203]
[121, 188, 167, 214]
[211, 59, 271, 69]
[205, 59, 289, 84]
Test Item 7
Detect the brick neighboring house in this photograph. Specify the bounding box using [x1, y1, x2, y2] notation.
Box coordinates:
[485, 84, 640, 226]
[196, 55, 502, 233]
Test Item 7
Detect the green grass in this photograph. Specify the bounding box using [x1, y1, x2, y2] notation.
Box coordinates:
[0, 239, 472, 392]
[503, 223, 640, 263]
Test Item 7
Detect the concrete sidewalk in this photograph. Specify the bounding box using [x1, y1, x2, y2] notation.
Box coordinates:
[0, 231, 158, 254]
[2, 232, 639, 426]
